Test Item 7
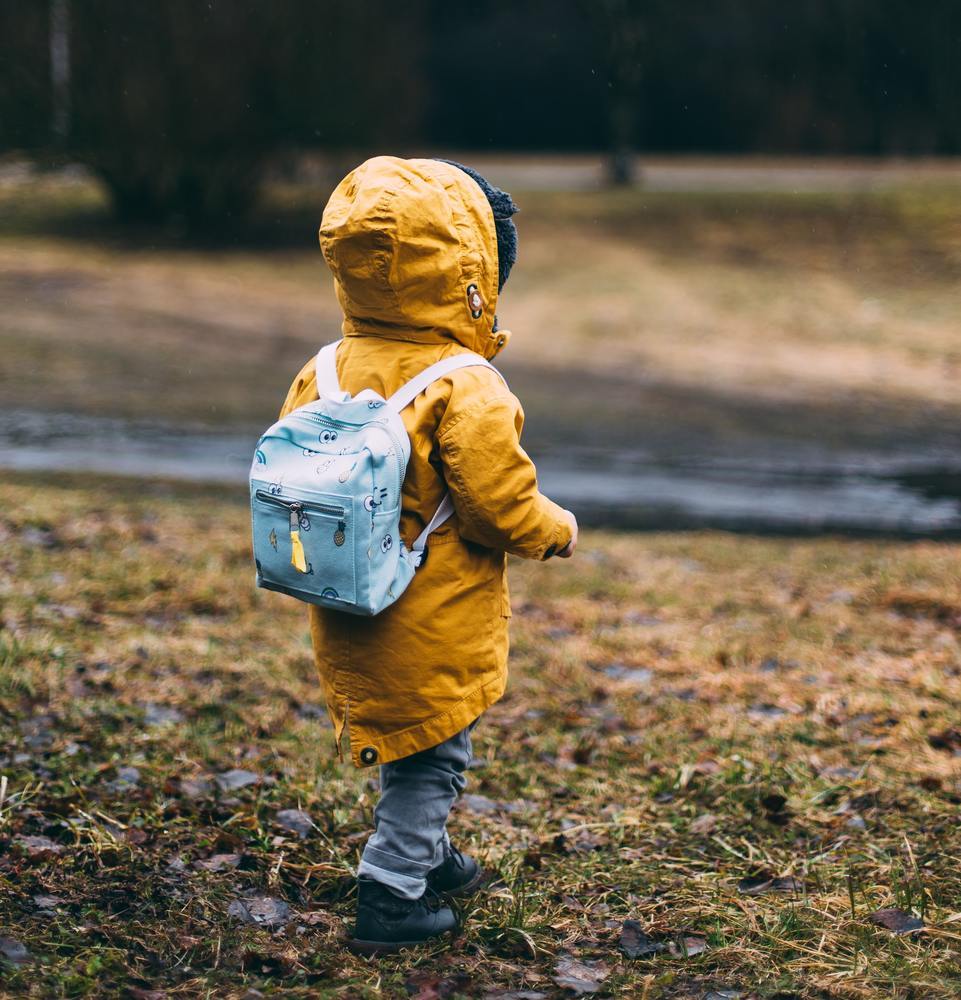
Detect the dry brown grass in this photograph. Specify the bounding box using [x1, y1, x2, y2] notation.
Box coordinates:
[1, 473, 960, 997]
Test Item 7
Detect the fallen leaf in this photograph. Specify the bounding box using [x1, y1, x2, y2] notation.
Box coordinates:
[693, 760, 722, 775]
[295, 910, 338, 929]
[690, 813, 718, 835]
[737, 874, 804, 895]
[871, 908, 924, 935]
[216, 769, 261, 792]
[105, 765, 141, 791]
[748, 703, 788, 720]
[13, 835, 65, 857]
[404, 970, 474, 999]
[178, 776, 213, 799]
[228, 896, 290, 928]
[483, 993, 548, 1000]
[143, 703, 185, 726]
[570, 829, 608, 853]
[295, 701, 326, 719]
[928, 728, 961, 754]
[767, 875, 803, 894]
[619, 919, 664, 958]
[668, 935, 707, 957]
[704, 992, 743, 1000]
[458, 793, 523, 815]
[819, 765, 861, 780]
[193, 853, 242, 872]
[737, 875, 770, 895]
[622, 611, 661, 626]
[33, 894, 64, 910]
[552, 956, 609, 995]
[0, 936, 33, 966]
[460, 793, 499, 814]
[275, 808, 313, 838]
[760, 793, 788, 813]
[602, 663, 653, 685]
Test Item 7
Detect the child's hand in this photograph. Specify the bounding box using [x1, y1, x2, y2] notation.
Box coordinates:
[557, 510, 578, 558]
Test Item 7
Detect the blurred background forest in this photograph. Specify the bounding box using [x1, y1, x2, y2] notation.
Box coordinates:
[4, 1, 961, 223]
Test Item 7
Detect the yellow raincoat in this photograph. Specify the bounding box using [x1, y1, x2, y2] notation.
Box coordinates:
[280, 157, 572, 766]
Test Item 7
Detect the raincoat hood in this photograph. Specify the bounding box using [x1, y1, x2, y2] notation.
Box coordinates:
[319, 156, 509, 360]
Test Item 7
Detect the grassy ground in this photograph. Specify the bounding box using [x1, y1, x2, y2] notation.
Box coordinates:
[2, 168, 961, 443]
[2, 473, 960, 997]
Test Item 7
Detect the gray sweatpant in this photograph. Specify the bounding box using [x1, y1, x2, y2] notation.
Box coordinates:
[357, 723, 474, 899]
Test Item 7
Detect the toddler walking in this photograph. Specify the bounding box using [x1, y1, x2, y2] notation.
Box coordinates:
[278, 156, 577, 953]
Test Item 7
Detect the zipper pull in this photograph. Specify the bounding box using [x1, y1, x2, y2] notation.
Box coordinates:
[289, 505, 307, 573]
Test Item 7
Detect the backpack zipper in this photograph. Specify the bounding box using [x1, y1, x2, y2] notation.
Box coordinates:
[301, 411, 374, 430]
[255, 490, 345, 518]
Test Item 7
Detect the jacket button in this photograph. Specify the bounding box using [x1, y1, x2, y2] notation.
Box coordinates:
[360, 747, 378, 765]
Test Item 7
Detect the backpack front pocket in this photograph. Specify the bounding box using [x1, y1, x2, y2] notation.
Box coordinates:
[252, 489, 356, 605]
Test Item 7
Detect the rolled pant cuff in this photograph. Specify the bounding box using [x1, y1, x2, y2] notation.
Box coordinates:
[357, 859, 426, 900]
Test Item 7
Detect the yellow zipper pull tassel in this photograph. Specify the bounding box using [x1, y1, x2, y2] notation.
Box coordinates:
[289, 506, 308, 573]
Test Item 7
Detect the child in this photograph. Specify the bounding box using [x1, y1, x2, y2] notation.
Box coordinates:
[279, 156, 577, 954]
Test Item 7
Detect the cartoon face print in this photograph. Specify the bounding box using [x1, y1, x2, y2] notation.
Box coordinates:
[367, 400, 385, 409]
[267, 479, 283, 495]
[333, 521, 346, 546]
[380, 534, 393, 553]
[316, 457, 335, 475]
[319, 429, 338, 444]
[364, 487, 390, 513]
[321, 587, 338, 600]
[255, 449, 267, 465]
[268, 528, 278, 551]
[302, 446, 321, 457]
[338, 460, 358, 483]
[298, 512, 311, 531]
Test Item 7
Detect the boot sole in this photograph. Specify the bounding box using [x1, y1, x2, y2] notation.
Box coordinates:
[346, 931, 452, 956]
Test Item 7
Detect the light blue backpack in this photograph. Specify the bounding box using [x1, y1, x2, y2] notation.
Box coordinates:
[250, 341, 501, 615]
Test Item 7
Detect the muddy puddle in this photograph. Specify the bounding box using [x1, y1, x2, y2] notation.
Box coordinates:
[2, 409, 960, 537]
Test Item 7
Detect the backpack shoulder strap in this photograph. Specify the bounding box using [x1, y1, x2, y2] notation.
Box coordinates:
[388, 352, 507, 567]
[387, 352, 505, 412]
[315, 341, 341, 396]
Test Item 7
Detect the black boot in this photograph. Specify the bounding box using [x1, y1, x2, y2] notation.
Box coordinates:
[427, 843, 485, 898]
[348, 878, 457, 955]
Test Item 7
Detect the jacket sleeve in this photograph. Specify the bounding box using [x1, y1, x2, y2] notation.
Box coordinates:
[278, 358, 319, 419]
[438, 388, 572, 560]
